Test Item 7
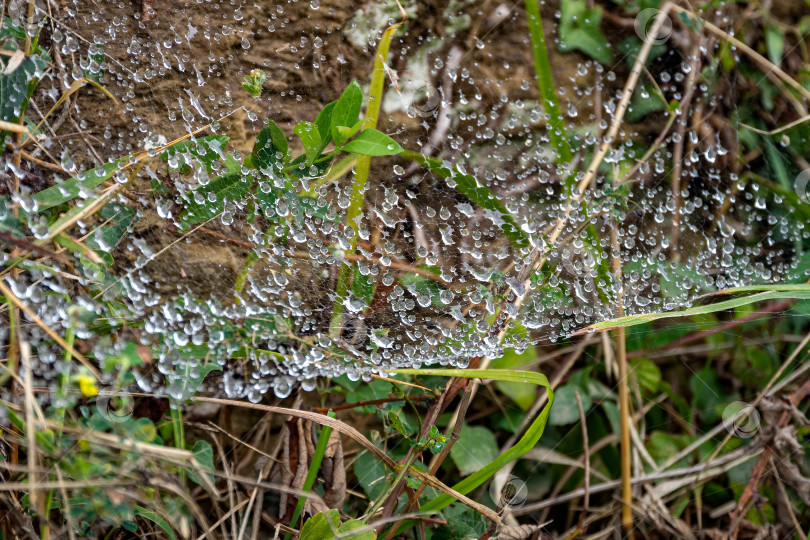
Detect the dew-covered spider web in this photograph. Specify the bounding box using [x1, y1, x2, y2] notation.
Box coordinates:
[2, 0, 809, 402]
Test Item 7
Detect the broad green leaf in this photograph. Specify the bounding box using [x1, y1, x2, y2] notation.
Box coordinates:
[300, 510, 376, 540]
[765, 24, 784, 69]
[335, 122, 363, 144]
[86, 202, 136, 257]
[188, 440, 215, 486]
[575, 287, 810, 334]
[170, 361, 222, 401]
[330, 81, 362, 145]
[626, 80, 667, 122]
[134, 506, 177, 540]
[352, 273, 375, 305]
[0, 53, 47, 123]
[252, 121, 288, 170]
[450, 424, 499, 476]
[33, 160, 124, 211]
[354, 450, 388, 500]
[548, 384, 592, 425]
[314, 101, 336, 149]
[336, 520, 377, 540]
[300, 510, 340, 540]
[401, 151, 529, 249]
[180, 173, 252, 227]
[631, 358, 661, 394]
[647, 431, 690, 469]
[558, 0, 613, 64]
[342, 128, 403, 156]
[432, 505, 487, 540]
[488, 342, 537, 411]
[294, 121, 323, 163]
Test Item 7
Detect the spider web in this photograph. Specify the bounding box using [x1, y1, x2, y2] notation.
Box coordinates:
[3, 0, 808, 401]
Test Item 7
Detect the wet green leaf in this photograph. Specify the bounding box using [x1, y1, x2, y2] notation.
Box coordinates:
[342, 128, 403, 156]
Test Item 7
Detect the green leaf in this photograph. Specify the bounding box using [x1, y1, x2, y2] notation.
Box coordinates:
[33, 160, 124, 211]
[0, 197, 24, 237]
[169, 361, 222, 401]
[558, 0, 613, 64]
[188, 440, 215, 486]
[432, 505, 487, 540]
[300, 510, 340, 540]
[86, 202, 136, 258]
[354, 450, 388, 500]
[180, 173, 252, 227]
[387, 411, 411, 438]
[450, 424, 499, 476]
[765, 24, 784, 69]
[314, 101, 336, 150]
[488, 343, 537, 411]
[548, 384, 592, 426]
[330, 81, 363, 145]
[336, 520, 377, 540]
[134, 506, 177, 540]
[647, 431, 690, 469]
[631, 358, 661, 394]
[0, 53, 47, 123]
[335, 122, 363, 144]
[294, 121, 323, 164]
[252, 121, 288, 170]
[352, 273, 375, 305]
[342, 128, 403, 156]
[626, 80, 667, 122]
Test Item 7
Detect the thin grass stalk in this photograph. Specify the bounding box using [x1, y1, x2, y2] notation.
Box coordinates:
[282, 411, 335, 540]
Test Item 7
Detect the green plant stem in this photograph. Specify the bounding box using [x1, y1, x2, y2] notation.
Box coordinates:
[283, 410, 336, 540]
[524, 0, 573, 174]
[329, 21, 400, 340]
[364, 451, 418, 523]
[169, 399, 186, 484]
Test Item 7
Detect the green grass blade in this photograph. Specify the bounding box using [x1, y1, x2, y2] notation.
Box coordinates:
[283, 411, 336, 540]
[524, 0, 572, 174]
[388, 368, 553, 527]
[574, 287, 810, 334]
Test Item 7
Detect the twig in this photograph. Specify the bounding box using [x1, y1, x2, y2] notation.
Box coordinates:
[770, 458, 808, 540]
[575, 390, 590, 533]
[728, 378, 810, 539]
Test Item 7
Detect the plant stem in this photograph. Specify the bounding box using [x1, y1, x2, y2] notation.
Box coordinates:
[365, 451, 418, 523]
[329, 20, 401, 340]
[283, 410, 335, 540]
[170, 399, 186, 484]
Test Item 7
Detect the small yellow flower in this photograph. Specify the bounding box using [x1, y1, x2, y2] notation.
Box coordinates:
[76, 374, 99, 397]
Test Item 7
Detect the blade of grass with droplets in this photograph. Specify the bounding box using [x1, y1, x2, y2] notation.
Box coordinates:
[524, 0, 572, 174]
[387, 368, 553, 532]
[573, 287, 810, 335]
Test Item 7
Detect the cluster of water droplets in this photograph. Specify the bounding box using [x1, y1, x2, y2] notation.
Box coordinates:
[2, 0, 808, 402]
